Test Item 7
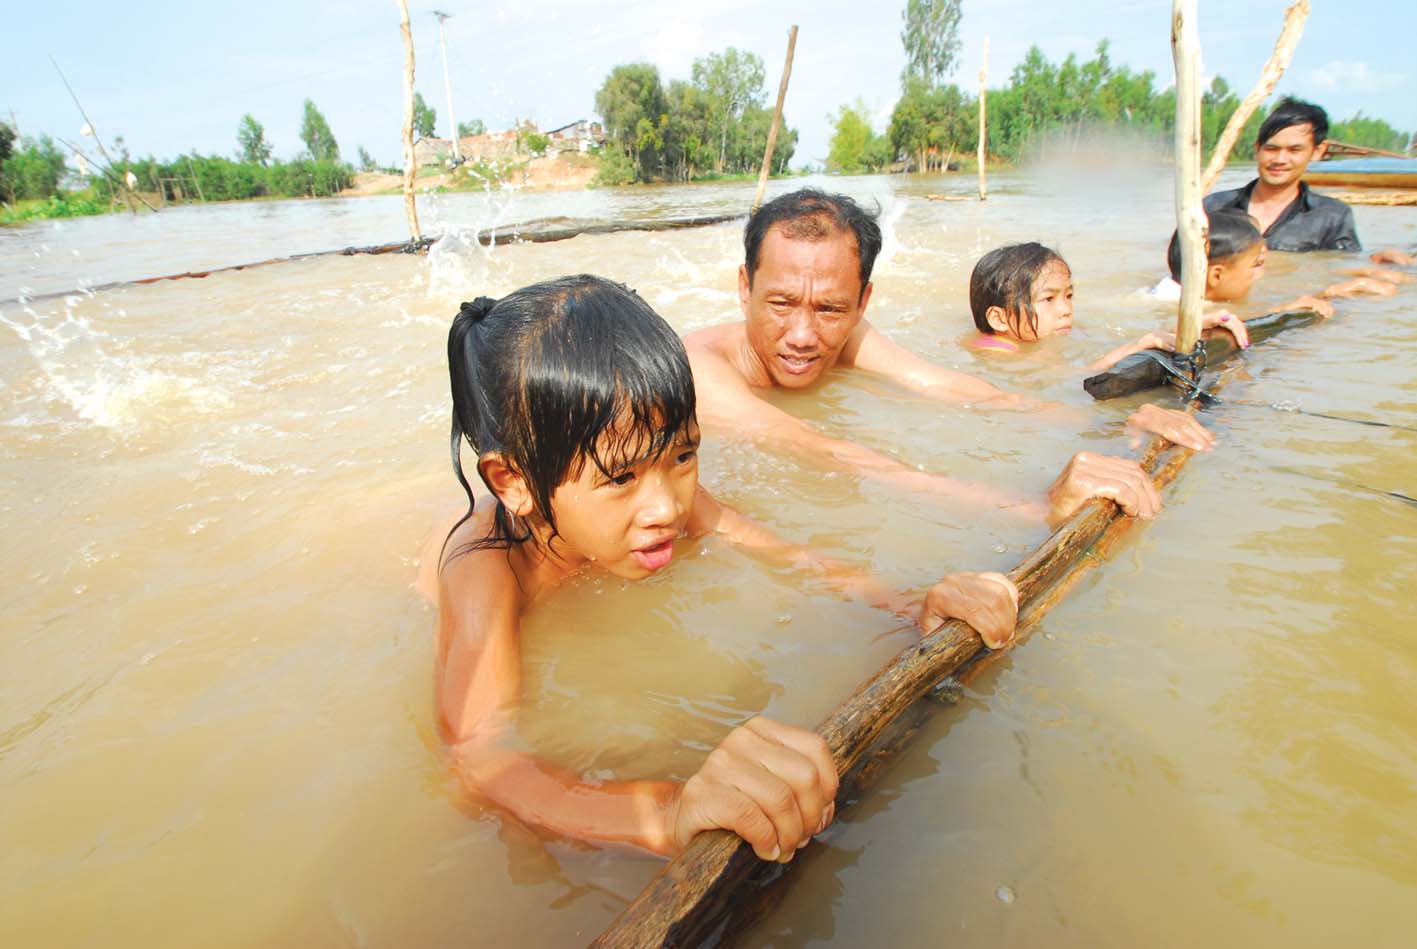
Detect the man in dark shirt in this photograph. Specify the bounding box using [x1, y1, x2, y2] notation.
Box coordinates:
[1204, 97, 1359, 252]
[1205, 98, 1413, 266]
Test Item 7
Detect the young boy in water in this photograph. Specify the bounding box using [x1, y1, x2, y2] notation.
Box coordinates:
[1094, 209, 1399, 372]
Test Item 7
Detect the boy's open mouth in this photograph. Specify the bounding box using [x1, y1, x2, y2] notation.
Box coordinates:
[631, 538, 675, 571]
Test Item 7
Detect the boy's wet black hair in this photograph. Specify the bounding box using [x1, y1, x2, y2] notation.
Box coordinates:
[1166, 209, 1263, 281]
[443, 274, 697, 562]
[969, 242, 1069, 337]
[744, 188, 882, 299]
[1256, 96, 1330, 147]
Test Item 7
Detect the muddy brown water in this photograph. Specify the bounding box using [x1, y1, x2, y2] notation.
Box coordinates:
[2, 170, 1414, 946]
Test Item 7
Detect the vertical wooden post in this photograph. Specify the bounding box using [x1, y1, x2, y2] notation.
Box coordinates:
[978, 35, 989, 201]
[1171, 0, 1205, 355]
[397, 0, 422, 242]
[185, 156, 207, 203]
[753, 25, 798, 213]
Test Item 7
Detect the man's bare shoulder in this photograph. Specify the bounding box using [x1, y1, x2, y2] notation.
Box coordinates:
[684, 320, 745, 357]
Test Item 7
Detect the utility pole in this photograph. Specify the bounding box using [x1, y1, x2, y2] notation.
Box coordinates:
[433, 10, 461, 163]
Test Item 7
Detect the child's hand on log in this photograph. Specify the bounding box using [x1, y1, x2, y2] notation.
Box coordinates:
[1202, 311, 1250, 348]
[1339, 266, 1411, 285]
[1283, 294, 1337, 317]
[1125, 403, 1214, 452]
[663, 716, 837, 863]
[1047, 451, 1162, 526]
[1370, 248, 1415, 267]
[918, 572, 1019, 648]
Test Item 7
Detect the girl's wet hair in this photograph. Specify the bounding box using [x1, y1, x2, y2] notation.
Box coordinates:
[443, 274, 697, 563]
[969, 242, 1069, 337]
[1166, 209, 1263, 281]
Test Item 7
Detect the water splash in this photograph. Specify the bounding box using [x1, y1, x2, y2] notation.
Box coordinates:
[0, 298, 231, 436]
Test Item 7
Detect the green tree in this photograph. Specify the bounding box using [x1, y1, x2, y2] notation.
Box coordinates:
[413, 92, 438, 139]
[0, 122, 14, 166]
[457, 119, 486, 138]
[357, 146, 378, 172]
[901, 0, 963, 87]
[1330, 112, 1411, 152]
[827, 101, 890, 174]
[299, 99, 340, 162]
[1, 134, 68, 202]
[691, 47, 766, 172]
[236, 114, 272, 166]
[594, 62, 667, 180]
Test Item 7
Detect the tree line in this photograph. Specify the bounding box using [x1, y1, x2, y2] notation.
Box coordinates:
[593, 47, 798, 184]
[828, 0, 1412, 174]
[1, 98, 385, 215]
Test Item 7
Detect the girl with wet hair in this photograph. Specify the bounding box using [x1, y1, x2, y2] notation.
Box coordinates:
[423, 273, 1019, 861]
[963, 245, 1225, 451]
[968, 241, 1074, 347]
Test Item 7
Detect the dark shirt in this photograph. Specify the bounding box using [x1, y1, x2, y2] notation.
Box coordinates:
[1204, 179, 1361, 252]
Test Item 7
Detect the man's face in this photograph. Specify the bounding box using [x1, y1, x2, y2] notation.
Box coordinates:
[739, 226, 872, 389]
[1255, 123, 1326, 189]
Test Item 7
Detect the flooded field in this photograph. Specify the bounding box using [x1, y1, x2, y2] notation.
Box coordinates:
[2, 170, 1414, 946]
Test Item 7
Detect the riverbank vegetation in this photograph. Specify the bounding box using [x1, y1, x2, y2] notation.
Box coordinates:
[592, 47, 799, 185]
[827, 1, 1412, 175]
[1, 100, 363, 223]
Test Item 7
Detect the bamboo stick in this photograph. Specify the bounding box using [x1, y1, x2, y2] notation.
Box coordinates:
[397, 0, 422, 243]
[1200, 1, 1309, 194]
[1171, 0, 1206, 355]
[752, 26, 798, 214]
[978, 36, 989, 201]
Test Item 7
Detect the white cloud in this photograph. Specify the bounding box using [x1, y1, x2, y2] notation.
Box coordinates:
[643, 20, 705, 75]
[1306, 60, 1406, 94]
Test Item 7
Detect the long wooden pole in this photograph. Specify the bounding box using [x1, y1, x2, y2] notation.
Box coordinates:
[50, 57, 153, 213]
[1200, 0, 1309, 194]
[593, 451, 1188, 946]
[1171, 0, 1206, 355]
[978, 36, 989, 201]
[397, 0, 422, 243]
[752, 25, 798, 213]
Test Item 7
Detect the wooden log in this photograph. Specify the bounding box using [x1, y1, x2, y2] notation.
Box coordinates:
[1313, 189, 1417, 206]
[1171, 0, 1206, 355]
[1082, 307, 1319, 401]
[752, 26, 798, 214]
[978, 36, 989, 201]
[2, 213, 741, 307]
[594, 294, 1293, 945]
[592, 439, 1195, 946]
[397, 0, 422, 243]
[1200, 1, 1309, 195]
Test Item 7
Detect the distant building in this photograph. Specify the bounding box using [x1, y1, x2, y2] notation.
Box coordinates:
[413, 120, 605, 165]
[545, 119, 605, 154]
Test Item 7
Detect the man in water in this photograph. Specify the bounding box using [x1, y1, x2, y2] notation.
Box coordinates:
[685, 188, 1167, 527]
[1204, 97, 1412, 265]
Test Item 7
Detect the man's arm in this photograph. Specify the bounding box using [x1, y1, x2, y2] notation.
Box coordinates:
[689, 345, 1043, 516]
[1330, 204, 1361, 252]
[846, 322, 1023, 405]
[689, 346, 1163, 525]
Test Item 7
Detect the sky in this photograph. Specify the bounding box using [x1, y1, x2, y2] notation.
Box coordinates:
[3, 0, 1413, 171]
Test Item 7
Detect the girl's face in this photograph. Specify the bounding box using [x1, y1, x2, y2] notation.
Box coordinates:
[1019, 260, 1074, 341]
[544, 423, 700, 580]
